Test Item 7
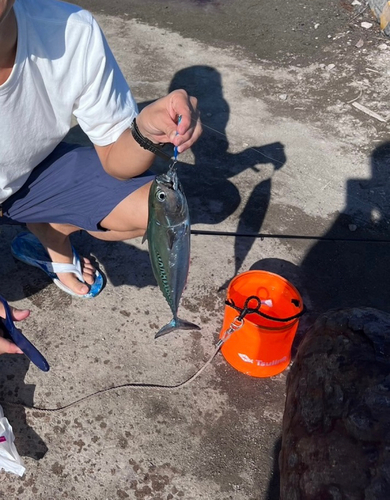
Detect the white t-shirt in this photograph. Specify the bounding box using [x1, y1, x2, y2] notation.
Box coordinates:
[0, 0, 138, 203]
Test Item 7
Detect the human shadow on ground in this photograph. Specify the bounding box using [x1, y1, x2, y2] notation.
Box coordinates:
[130, 65, 287, 290]
[0, 355, 48, 460]
[9, 64, 286, 294]
[250, 141, 390, 336]
[299, 141, 390, 318]
[167, 66, 286, 224]
[250, 142, 390, 496]
[167, 66, 286, 289]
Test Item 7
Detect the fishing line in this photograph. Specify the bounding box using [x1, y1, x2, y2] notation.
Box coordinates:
[201, 121, 285, 166]
[173, 114, 182, 160]
[198, 120, 385, 220]
[189, 121, 390, 245]
[190, 229, 390, 244]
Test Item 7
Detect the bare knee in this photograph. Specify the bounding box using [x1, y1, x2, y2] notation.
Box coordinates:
[99, 181, 151, 233]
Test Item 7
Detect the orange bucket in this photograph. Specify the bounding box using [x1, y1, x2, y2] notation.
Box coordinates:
[219, 270, 304, 378]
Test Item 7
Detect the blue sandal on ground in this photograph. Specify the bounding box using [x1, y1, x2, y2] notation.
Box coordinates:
[11, 232, 104, 298]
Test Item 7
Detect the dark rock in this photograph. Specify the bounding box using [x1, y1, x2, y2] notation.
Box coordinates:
[279, 308, 390, 500]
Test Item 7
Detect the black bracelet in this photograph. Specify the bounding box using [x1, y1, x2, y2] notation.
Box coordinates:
[130, 117, 172, 161]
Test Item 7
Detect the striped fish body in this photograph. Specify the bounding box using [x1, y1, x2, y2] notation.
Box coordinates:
[146, 167, 200, 338]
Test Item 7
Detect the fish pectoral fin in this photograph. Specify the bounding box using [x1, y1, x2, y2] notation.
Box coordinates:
[142, 231, 148, 244]
[167, 229, 177, 250]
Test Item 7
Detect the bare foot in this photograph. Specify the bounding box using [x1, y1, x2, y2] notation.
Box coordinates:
[27, 223, 97, 296]
[56, 254, 96, 296]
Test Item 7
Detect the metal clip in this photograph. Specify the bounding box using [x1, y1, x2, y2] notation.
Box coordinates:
[216, 316, 244, 349]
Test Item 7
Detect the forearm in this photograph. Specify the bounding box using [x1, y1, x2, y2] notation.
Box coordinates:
[95, 126, 157, 181]
[94, 90, 201, 180]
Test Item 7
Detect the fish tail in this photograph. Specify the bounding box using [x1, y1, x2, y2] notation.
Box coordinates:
[155, 317, 200, 339]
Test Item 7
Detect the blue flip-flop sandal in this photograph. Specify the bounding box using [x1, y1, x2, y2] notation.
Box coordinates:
[11, 232, 104, 298]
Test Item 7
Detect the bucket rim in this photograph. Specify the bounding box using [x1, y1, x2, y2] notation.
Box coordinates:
[226, 270, 305, 322]
[228, 270, 301, 294]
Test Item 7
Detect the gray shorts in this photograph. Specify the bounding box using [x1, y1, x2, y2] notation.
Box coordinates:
[1, 143, 155, 231]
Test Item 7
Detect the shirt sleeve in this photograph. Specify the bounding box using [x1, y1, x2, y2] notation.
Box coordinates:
[72, 16, 138, 146]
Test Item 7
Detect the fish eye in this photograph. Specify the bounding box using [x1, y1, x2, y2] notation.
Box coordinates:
[156, 190, 166, 202]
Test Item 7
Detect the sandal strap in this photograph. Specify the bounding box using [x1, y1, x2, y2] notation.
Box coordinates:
[50, 262, 84, 282]
[43, 248, 84, 282]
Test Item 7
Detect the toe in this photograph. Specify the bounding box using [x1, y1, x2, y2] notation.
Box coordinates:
[57, 255, 98, 293]
[80, 257, 96, 286]
[83, 272, 96, 287]
[57, 272, 90, 295]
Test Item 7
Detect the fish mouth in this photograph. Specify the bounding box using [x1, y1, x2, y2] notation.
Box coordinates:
[167, 161, 179, 190]
[158, 174, 174, 190]
[159, 162, 179, 191]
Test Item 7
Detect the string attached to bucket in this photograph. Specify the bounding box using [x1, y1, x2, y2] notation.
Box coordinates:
[1, 314, 248, 414]
[225, 295, 306, 323]
[2, 296, 305, 413]
[216, 316, 244, 348]
[1, 112, 243, 415]
[215, 296, 268, 348]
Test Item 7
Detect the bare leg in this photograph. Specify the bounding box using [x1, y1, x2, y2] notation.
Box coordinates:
[94, 181, 151, 233]
[26, 181, 153, 295]
[26, 222, 96, 295]
[87, 181, 152, 239]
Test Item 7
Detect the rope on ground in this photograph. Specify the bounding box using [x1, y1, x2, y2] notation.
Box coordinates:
[2, 343, 224, 414]
[2, 318, 246, 414]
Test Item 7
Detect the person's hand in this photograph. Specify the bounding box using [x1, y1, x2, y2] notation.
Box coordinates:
[136, 89, 202, 153]
[0, 302, 30, 355]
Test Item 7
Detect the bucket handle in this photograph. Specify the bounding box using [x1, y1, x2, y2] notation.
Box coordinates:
[225, 295, 306, 323]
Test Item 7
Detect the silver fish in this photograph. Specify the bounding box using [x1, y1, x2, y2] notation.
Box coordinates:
[144, 162, 200, 338]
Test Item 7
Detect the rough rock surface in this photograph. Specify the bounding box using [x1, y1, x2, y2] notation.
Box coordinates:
[279, 308, 390, 500]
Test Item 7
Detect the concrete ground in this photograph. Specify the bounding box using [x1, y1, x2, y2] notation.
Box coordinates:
[1, 1, 390, 499]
